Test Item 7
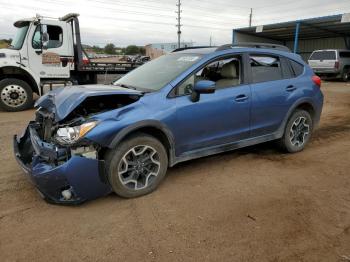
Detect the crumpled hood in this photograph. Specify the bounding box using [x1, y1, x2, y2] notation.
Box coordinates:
[35, 85, 143, 121]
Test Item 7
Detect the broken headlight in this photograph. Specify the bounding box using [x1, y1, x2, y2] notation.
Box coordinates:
[55, 121, 97, 145]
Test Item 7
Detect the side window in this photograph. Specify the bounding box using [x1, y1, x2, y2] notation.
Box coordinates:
[290, 60, 304, 77]
[32, 25, 63, 49]
[339, 51, 350, 58]
[250, 55, 283, 83]
[32, 26, 42, 49]
[46, 25, 63, 48]
[176, 55, 242, 96]
[281, 57, 293, 79]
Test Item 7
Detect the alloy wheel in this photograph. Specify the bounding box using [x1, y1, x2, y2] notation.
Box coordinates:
[289, 116, 310, 147]
[118, 145, 161, 190]
[1, 85, 28, 108]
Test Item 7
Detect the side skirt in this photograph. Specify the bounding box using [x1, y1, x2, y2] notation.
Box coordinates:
[170, 132, 282, 167]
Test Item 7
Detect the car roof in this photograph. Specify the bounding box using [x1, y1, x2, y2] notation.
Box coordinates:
[174, 47, 304, 63]
[174, 47, 217, 54]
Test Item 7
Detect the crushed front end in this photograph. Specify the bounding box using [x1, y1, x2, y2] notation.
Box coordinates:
[13, 109, 112, 205]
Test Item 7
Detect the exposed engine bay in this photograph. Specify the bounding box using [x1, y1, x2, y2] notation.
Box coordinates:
[36, 94, 140, 143]
[17, 94, 140, 168]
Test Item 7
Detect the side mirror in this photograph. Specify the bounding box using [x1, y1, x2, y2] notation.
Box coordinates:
[42, 32, 49, 50]
[191, 80, 215, 102]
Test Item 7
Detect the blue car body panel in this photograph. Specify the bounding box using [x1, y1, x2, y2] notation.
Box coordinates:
[14, 47, 324, 204]
[171, 84, 251, 154]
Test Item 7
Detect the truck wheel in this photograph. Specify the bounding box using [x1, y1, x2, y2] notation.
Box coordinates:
[279, 110, 313, 153]
[106, 133, 168, 198]
[0, 78, 33, 112]
[342, 69, 349, 82]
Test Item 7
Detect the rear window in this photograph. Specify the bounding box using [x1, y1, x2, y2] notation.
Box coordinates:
[309, 51, 336, 60]
[339, 51, 350, 58]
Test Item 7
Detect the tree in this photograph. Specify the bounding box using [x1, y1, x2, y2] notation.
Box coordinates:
[92, 45, 103, 53]
[104, 43, 116, 54]
[125, 45, 140, 55]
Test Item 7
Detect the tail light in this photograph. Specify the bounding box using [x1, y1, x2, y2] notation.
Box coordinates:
[334, 61, 339, 69]
[82, 58, 90, 65]
[312, 75, 321, 87]
[82, 52, 90, 65]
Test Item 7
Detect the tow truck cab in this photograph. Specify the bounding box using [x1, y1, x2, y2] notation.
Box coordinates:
[0, 14, 141, 112]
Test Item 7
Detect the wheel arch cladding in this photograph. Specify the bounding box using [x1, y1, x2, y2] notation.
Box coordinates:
[0, 66, 39, 94]
[109, 120, 175, 166]
[277, 99, 317, 137]
[295, 102, 316, 120]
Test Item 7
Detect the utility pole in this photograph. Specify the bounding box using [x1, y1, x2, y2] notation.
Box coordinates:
[249, 8, 253, 27]
[176, 0, 182, 48]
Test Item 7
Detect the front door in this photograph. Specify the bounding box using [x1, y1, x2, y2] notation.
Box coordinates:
[171, 55, 251, 155]
[27, 21, 72, 81]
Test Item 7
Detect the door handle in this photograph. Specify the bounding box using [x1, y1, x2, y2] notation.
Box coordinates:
[235, 94, 248, 102]
[286, 85, 296, 92]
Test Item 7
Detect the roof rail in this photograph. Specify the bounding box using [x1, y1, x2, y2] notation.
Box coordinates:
[172, 46, 214, 52]
[216, 42, 291, 52]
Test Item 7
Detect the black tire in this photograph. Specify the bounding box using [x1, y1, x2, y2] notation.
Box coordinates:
[341, 69, 349, 82]
[279, 110, 313, 153]
[106, 133, 168, 198]
[0, 78, 33, 112]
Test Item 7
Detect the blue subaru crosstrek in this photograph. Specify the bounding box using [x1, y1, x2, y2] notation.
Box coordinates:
[14, 43, 323, 204]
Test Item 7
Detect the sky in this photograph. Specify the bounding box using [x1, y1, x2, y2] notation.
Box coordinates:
[0, 0, 349, 47]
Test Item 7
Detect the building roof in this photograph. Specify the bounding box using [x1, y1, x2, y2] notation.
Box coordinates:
[234, 14, 350, 41]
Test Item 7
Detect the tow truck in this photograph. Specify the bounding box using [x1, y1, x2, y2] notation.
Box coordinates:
[0, 13, 142, 112]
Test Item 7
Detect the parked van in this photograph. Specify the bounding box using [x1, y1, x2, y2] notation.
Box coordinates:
[308, 49, 350, 81]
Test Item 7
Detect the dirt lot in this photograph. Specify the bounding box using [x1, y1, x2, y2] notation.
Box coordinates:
[0, 82, 349, 262]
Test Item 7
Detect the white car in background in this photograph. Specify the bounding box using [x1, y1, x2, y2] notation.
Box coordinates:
[308, 49, 350, 81]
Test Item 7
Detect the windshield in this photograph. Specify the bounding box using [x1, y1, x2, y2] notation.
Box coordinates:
[10, 25, 29, 50]
[114, 53, 203, 91]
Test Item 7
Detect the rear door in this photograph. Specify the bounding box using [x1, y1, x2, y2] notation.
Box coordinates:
[308, 50, 337, 70]
[249, 54, 298, 137]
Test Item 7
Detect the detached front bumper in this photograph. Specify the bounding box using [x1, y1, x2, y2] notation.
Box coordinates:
[13, 124, 112, 205]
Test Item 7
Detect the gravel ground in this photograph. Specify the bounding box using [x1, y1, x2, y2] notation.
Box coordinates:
[0, 81, 349, 262]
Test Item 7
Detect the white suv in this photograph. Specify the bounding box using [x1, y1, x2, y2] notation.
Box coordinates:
[308, 49, 350, 81]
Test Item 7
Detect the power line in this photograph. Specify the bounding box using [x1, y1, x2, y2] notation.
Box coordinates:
[88, 0, 245, 24]
[30, 0, 245, 26]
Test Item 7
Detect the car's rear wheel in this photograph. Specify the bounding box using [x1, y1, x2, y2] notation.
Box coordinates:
[280, 110, 313, 153]
[106, 134, 168, 198]
[342, 69, 349, 82]
[0, 78, 33, 112]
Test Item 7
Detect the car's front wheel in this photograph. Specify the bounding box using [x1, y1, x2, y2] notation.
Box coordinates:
[280, 110, 313, 153]
[106, 134, 168, 198]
